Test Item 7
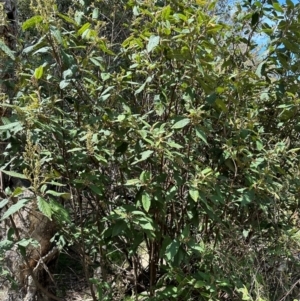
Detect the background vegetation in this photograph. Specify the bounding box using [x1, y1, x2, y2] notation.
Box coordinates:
[1, 0, 300, 300]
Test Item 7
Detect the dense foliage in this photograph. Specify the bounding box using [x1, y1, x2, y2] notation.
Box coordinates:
[1, 0, 300, 300]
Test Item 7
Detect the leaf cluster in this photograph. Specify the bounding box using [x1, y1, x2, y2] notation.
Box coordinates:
[1, 0, 300, 300]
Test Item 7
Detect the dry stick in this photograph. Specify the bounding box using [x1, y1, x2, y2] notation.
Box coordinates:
[33, 246, 59, 284]
[132, 255, 138, 301]
[149, 240, 156, 297]
[23, 256, 63, 301]
[279, 279, 300, 301]
[0, 171, 3, 192]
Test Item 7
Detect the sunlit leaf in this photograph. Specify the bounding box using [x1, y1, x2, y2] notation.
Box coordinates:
[273, 2, 283, 12]
[147, 35, 160, 53]
[1, 199, 30, 221]
[37, 196, 52, 220]
[77, 22, 91, 36]
[165, 239, 180, 261]
[0, 39, 15, 60]
[195, 126, 208, 145]
[22, 15, 43, 30]
[0, 170, 28, 180]
[189, 189, 199, 202]
[34, 65, 43, 79]
[172, 118, 190, 129]
[133, 150, 154, 165]
[0, 199, 8, 209]
[142, 192, 151, 212]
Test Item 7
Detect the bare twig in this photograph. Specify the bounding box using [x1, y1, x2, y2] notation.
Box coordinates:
[279, 279, 300, 301]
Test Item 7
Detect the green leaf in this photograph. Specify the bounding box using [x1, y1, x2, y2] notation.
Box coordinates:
[77, 22, 91, 36]
[147, 35, 160, 53]
[92, 8, 99, 19]
[0, 199, 8, 209]
[194, 280, 206, 288]
[132, 210, 146, 216]
[89, 185, 103, 196]
[112, 221, 127, 236]
[90, 57, 104, 67]
[286, 0, 294, 8]
[165, 239, 180, 261]
[0, 39, 15, 60]
[135, 81, 146, 95]
[166, 141, 183, 149]
[101, 73, 110, 81]
[6, 226, 14, 239]
[94, 154, 108, 163]
[238, 191, 254, 206]
[17, 238, 39, 248]
[12, 187, 24, 197]
[49, 199, 71, 223]
[256, 61, 265, 78]
[22, 15, 43, 30]
[57, 13, 77, 25]
[33, 46, 50, 55]
[140, 150, 154, 161]
[224, 158, 235, 173]
[133, 6, 139, 16]
[60, 80, 70, 89]
[135, 76, 153, 95]
[142, 192, 151, 212]
[172, 118, 190, 129]
[215, 99, 228, 112]
[251, 12, 260, 27]
[18, 245, 26, 257]
[133, 150, 154, 165]
[1, 199, 30, 221]
[161, 5, 171, 20]
[67, 147, 83, 153]
[282, 39, 299, 53]
[250, 157, 264, 169]
[140, 221, 154, 230]
[207, 24, 223, 34]
[125, 179, 140, 186]
[140, 171, 151, 183]
[288, 148, 300, 153]
[201, 168, 213, 175]
[195, 126, 208, 145]
[0, 170, 28, 180]
[189, 189, 199, 202]
[34, 65, 44, 79]
[256, 140, 263, 150]
[61, 49, 75, 68]
[273, 2, 283, 12]
[0, 239, 13, 250]
[243, 229, 250, 238]
[0, 121, 22, 131]
[46, 190, 71, 199]
[37, 196, 52, 220]
[159, 286, 178, 297]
